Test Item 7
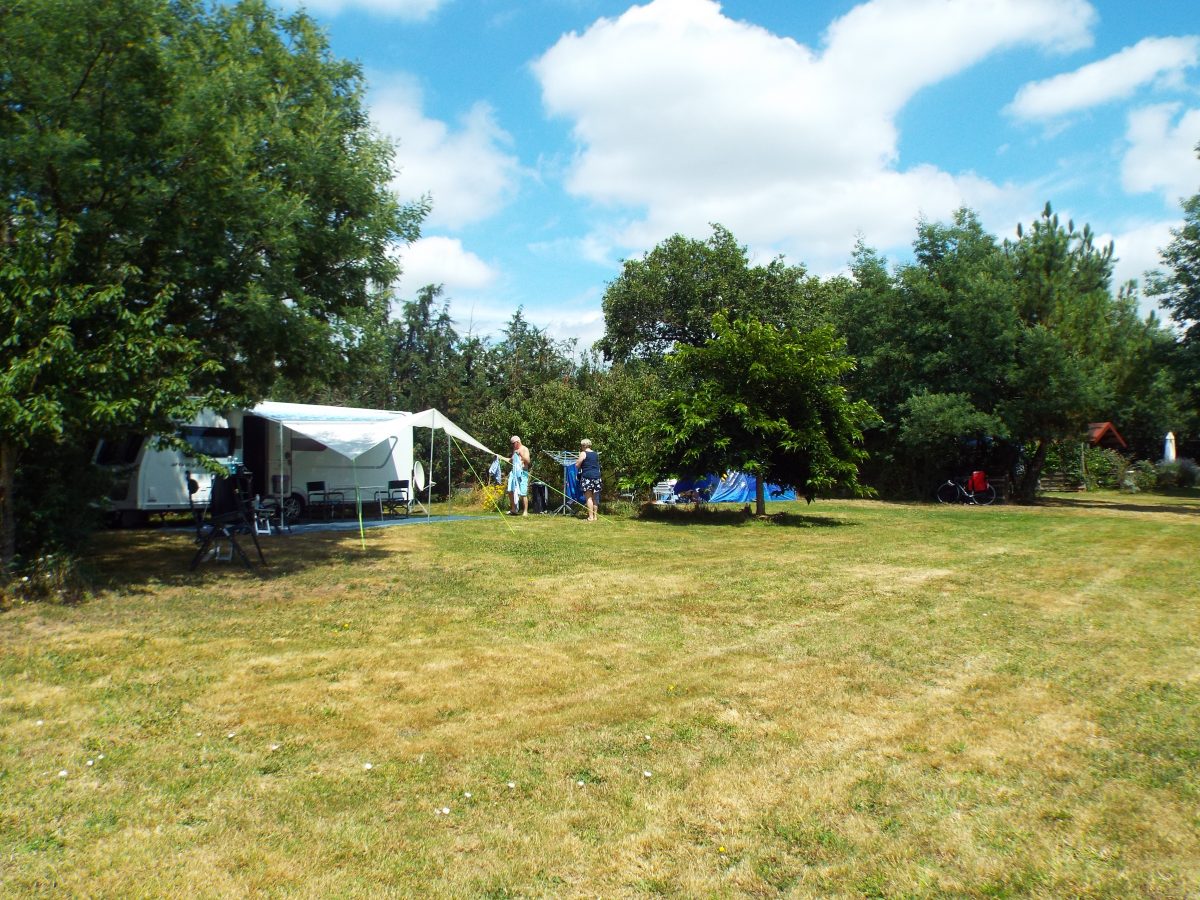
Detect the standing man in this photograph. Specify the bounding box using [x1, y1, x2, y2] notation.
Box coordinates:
[508, 435, 531, 516]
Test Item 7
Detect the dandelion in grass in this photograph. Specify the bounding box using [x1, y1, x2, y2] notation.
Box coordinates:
[87, 760, 94, 767]
[58, 770, 68, 778]
[463, 792, 471, 799]
[643, 770, 652, 778]
[576, 780, 585, 787]
[507, 782, 516, 789]
[363, 763, 373, 770]
[36, 719, 44, 726]
[227, 732, 236, 739]
[270, 744, 280, 751]
[97, 754, 104, 760]
[442, 807, 450, 815]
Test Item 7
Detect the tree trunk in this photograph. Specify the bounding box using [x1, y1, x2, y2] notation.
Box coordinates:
[0, 439, 16, 568]
[755, 475, 766, 517]
[1015, 438, 1048, 503]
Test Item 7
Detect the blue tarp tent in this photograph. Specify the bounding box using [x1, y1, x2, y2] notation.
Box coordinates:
[674, 472, 796, 503]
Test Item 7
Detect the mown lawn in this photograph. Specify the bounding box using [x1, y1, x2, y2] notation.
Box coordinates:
[2, 494, 1198, 898]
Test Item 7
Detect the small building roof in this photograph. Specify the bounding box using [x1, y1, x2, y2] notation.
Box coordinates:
[1086, 421, 1127, 449]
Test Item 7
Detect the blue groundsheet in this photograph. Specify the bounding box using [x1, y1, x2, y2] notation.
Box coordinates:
[284, 514, 485, 534]
[673, 472, 796, 503]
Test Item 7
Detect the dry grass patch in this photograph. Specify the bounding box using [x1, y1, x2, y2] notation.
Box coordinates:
[2, 495, 1198, 897]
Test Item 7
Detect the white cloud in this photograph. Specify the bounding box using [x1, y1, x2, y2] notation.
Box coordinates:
[282, 0, 447, 20]
[370, 76, 521, 229]
[1100, 220, 1179, 317]
[396, 236, 498, 296]
[533, 0, 1097, 272]
[1008, 36, 1200, 120]
[1121, 104, 1200, 204]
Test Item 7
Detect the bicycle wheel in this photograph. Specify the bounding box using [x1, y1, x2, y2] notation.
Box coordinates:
[935, 481, 959, 504]
[975, 484, 997, 505]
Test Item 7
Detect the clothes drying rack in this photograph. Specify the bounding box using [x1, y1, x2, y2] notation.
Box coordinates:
[543, 450, 582, 516]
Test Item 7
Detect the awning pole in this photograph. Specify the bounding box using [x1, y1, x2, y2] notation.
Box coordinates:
[447, 431, 451, 514]
[354, 458, 365, 550]
[427, 418, 434, 523]
[278, 422, 286, 529]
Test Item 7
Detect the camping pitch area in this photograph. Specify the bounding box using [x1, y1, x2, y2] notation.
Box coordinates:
[2, 494, 1198, 897]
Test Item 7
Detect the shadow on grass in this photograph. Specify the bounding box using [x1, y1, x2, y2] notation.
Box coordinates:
[87, 527, 403, 593]
[637, 503, 852, 528]
[1037, 496, 1200, 517]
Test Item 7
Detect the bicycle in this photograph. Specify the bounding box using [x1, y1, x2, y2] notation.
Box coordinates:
[935, 473, 996, 505]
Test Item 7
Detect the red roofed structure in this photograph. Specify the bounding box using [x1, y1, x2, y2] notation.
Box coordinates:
[1086, 422, 1127, 450]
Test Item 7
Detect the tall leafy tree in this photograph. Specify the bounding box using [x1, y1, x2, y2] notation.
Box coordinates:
[1148, 146, 1200, 436]
[2, 0, 426, 400]
[0, 209, 217, 563]
[1149, 146, 1200, 343]
[659, 313, 876, 515]
[1, 0, 426, 565]
[1002, 205, 1117, 499]
[484, 307, 577, 400]
[837, 212, 1018, 493]
[598, 224, 825, 364]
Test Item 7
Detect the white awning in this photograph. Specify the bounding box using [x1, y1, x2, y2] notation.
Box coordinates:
[409, 408, 498, 458]
[248, 401, 409, 461]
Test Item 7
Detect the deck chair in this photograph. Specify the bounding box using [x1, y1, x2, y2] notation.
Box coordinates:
[375, 479, 410, 518]
[306, 480, 344, 519]
[190, 474, 266, 572]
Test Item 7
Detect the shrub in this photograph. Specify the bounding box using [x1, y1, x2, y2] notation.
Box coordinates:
[464, 483, 508, 512]
[1125, 460, 1158, 493]
[1081, 447, 1128, 490]
[1155, 458, 1200, 489]
[2, 553, 91, 606]
[1043, 440, 1084, 483]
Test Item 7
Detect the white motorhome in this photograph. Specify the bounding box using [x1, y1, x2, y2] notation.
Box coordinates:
[95, 401, 415, 525]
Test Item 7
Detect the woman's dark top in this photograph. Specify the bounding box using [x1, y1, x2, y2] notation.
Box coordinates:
[579, 449, 601, 478]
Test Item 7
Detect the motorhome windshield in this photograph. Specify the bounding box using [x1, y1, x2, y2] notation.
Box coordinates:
[179, 426, 236, 458]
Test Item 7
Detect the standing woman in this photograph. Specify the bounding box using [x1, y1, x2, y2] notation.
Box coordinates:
[576, 439, 602, 522]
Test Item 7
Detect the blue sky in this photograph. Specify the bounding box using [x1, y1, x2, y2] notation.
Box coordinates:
[284, 0, 1200, 345]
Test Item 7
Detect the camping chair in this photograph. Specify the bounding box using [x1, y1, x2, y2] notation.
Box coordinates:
[306, 480, 344, 519]
[190, 474, 266, 573]
[652, 480, 677, 504]
[375, 479, 410, 518]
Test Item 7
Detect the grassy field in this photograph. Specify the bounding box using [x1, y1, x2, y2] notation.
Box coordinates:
[2, 493, 1198, 898]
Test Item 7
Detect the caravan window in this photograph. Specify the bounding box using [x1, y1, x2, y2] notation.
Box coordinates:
[179, 426, 236, 458]
[95, 433, 145, 466]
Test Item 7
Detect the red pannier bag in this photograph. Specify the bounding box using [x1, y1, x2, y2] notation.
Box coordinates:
[968, 470, 989, 492]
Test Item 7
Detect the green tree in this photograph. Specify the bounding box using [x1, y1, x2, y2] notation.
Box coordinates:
[896, 392, 1007, 493]
[659, 313, 876, 515]
[1104, 287, 1186, 457]
[1003, 205, 1117, 500]
[598, 224, 825, 364]
[1147, 148, 1200, 437]
[477, 359, 662, 499]
[1148, 146, 1200, 344]
[837, 212, 1018, 494]
[483, 308, 577, 401]
[1, 0, 425, 564]
[0, 208, 217, 564]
